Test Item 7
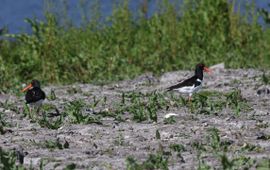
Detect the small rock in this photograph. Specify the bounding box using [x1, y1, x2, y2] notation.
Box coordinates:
[93, 143, 98, 149]
[257, 87, 270, 95]
[256, 133, 269, 140]
[4, 109, 12, 113]
[164, 113, 178, 119]
[202, 122, 208, 127]
[225, 116, 236, 121]
[102, 108, 110, 112]
[14, 146, 28, 164]
[221, 139, 234, 146]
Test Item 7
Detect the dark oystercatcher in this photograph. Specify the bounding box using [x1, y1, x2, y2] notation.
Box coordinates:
[21, 80, 46, 109]
[166, 63, 212, 102]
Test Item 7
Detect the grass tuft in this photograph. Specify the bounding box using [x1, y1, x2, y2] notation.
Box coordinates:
[0, 147, 26, 169]
[188, 90, 250, 116]
[126, 153, 169, 170]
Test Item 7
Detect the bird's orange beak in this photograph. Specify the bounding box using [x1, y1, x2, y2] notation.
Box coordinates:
[21, 83, 33, 92]
[203, 67, 212, 74]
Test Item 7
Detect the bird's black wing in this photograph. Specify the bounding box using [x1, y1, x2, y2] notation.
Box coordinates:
[166, 76, 198, 91]
[25, 87, 46, 104]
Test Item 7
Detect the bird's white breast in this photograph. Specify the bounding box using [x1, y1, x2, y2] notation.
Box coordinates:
[29, 99, 44, 108]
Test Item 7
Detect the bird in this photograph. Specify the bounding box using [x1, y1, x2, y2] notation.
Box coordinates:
[21, 80, 46, 112]
[166, 63, 212, 102]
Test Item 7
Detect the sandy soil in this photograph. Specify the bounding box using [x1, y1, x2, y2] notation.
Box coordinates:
[0, 68, 270, 170]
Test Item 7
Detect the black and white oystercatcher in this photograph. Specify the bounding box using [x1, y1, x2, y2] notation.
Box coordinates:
[21, 80, 46, 108]
[166, 63, 212, 101]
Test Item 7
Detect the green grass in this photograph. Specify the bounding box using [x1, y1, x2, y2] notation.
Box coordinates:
[261, 72, 270, 84]
[0, 147, 26, 170]
[17, 89, 251, 127]
[126, 153, 169, 170]
[163, 116, 176, 124]
[63, 163, 76, 170]
[30, 138, 69, 151]
[63, 100, 102, 124]
[169, 143, 186, 153]
[38, 114, 64, 129]
[0, 112, 7, 134]
[126, 128, 268, 170]
[0, 0, 270, 92]
[189, 89, 250, 116]
[46, 89, 57, 101]
[192, 127, 269, 169]
[114, 91, 169, 122]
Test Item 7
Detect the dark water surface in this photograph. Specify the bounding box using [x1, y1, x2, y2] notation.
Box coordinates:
[0, 0, 269, 34]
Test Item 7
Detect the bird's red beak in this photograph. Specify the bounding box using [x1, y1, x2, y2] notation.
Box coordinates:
[21, 83, 33, 92]
[203, 67, 212, 74]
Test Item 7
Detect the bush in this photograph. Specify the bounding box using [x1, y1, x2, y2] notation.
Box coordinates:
[0, 0, 269, 92]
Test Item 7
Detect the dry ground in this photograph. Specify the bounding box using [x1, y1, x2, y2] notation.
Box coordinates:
[0, 67, 270, 170]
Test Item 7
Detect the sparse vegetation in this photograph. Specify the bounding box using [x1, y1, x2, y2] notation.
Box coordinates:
[30, 138, 69, 151]
[169, 143, 186, 153]
[63, 100, 102, 124]
[191, 127, 266, 169]
[63, 163, 76, 170]
[0, 112, 7, 135]
[47, 89, 57, 101]
[0, 147, 26, 170]
[114, 92, 168, 122]
[164, 116, 176, 124]
[188, 89, 250, 116]
[38, 114, 64, 129]
[126, 153, 169, 170]
[110, 90, 251, 123]
[0, 68, 269, 169]
[156, 129, 161, 140]
[261, 72, 270, 84]
[114, 133, 125, 146]
[16, 89, 252, 129]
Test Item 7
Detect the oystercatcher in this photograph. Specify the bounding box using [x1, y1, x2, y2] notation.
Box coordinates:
[166, 63, 212, 102]
[21, 80, 46, 109]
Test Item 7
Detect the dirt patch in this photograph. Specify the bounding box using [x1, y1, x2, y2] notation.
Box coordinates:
[1, 69, 270, 169]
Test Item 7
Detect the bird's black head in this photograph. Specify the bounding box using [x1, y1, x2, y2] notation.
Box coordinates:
[21, 79, 41, 92]
[195, 63, 211, 79]
[31, 79, 41, 88]
[196, 63, 205, 70]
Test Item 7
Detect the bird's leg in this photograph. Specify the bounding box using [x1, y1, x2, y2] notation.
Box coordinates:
[188, 95, 192, 103]
[36, 106, 40, 115]
[34, 101, 43, 116]
[29, 106, 32, 115]
[29, 106, 34, 119]
[187, 95, 193, 112]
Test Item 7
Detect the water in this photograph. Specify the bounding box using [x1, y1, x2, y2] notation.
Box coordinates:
[0, 0, 269, 34]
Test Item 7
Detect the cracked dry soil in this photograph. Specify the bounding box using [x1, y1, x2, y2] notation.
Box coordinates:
[0, 68, 270, 170]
